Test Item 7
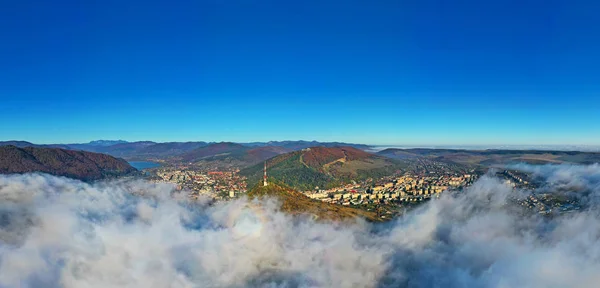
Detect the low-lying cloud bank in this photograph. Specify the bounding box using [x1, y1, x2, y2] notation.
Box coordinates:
[1, 165, 600, 288]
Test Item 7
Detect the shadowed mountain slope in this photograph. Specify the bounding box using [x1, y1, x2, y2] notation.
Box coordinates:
[0, 145, 137, 181]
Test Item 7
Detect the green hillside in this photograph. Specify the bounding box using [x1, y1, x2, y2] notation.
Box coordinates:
[240, 147, 404, 191]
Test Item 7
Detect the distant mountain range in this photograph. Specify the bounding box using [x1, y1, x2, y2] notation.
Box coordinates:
[241, 141, 370, 151]
[0, 140, 370, 163]
[87, 140, 128, 146]
[180, 142, 247, 162]
[376, 148, 600, 166]
[176, 143, 290, 168]
[4, 140, 600, 181]
[133, 142, 209, 158]
[0, 145, 137, 181]
[241, 146, 404, 191]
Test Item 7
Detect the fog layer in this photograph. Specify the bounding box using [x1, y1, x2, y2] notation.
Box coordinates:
[1, 165, 600, 287]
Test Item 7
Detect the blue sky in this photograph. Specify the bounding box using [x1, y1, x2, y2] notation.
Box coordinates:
[1, 0, 599, 145]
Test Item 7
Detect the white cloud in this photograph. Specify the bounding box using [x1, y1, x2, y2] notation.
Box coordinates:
[0, 169, 600, 287]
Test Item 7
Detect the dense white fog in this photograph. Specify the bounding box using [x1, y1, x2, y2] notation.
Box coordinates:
[1, 165, 600, 287]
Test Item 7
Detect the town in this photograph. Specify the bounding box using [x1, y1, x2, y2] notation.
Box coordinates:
[147, 165, 479, 210]
[304, 172, 478, 206]
[150, 167, 246, 200]
[498, 169, 583, 215]
[147, 164, 585, 218]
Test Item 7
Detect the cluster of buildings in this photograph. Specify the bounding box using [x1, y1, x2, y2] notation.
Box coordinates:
[513, 193, 581, 215]
[498, 170, 537, 190]
[148, 163, 477, 209]
[152, 168, 246, 200]
[305, 172, 478, 206]
[517, 195, 552, 214]
[499, 170, 582, 215]
[147, 162, 587, 218]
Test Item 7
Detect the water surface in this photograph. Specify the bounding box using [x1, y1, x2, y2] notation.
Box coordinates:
[129, 161, 161, 170]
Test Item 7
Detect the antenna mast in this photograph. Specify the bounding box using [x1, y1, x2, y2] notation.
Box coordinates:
[263, 161, 268, 186]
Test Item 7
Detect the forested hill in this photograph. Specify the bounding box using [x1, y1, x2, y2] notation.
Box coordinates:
[0, 145, 137, 181]
[240, 146, 404, 191]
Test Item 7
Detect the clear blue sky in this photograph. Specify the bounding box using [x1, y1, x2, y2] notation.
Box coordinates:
[1, 0, 599, 145]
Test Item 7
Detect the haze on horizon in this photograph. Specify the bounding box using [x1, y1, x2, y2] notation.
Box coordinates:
[1, 0, 599, 146]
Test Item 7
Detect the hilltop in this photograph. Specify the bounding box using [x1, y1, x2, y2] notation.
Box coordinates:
[247, 182, 382, 222]
[241, 146, 404, 191]
[0, 145, 137, 181]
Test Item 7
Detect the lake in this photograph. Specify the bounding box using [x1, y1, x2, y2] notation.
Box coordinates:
[128, 161, 161, 170]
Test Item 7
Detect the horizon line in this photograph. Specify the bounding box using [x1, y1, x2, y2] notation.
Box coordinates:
[2, 139, 600, 149]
